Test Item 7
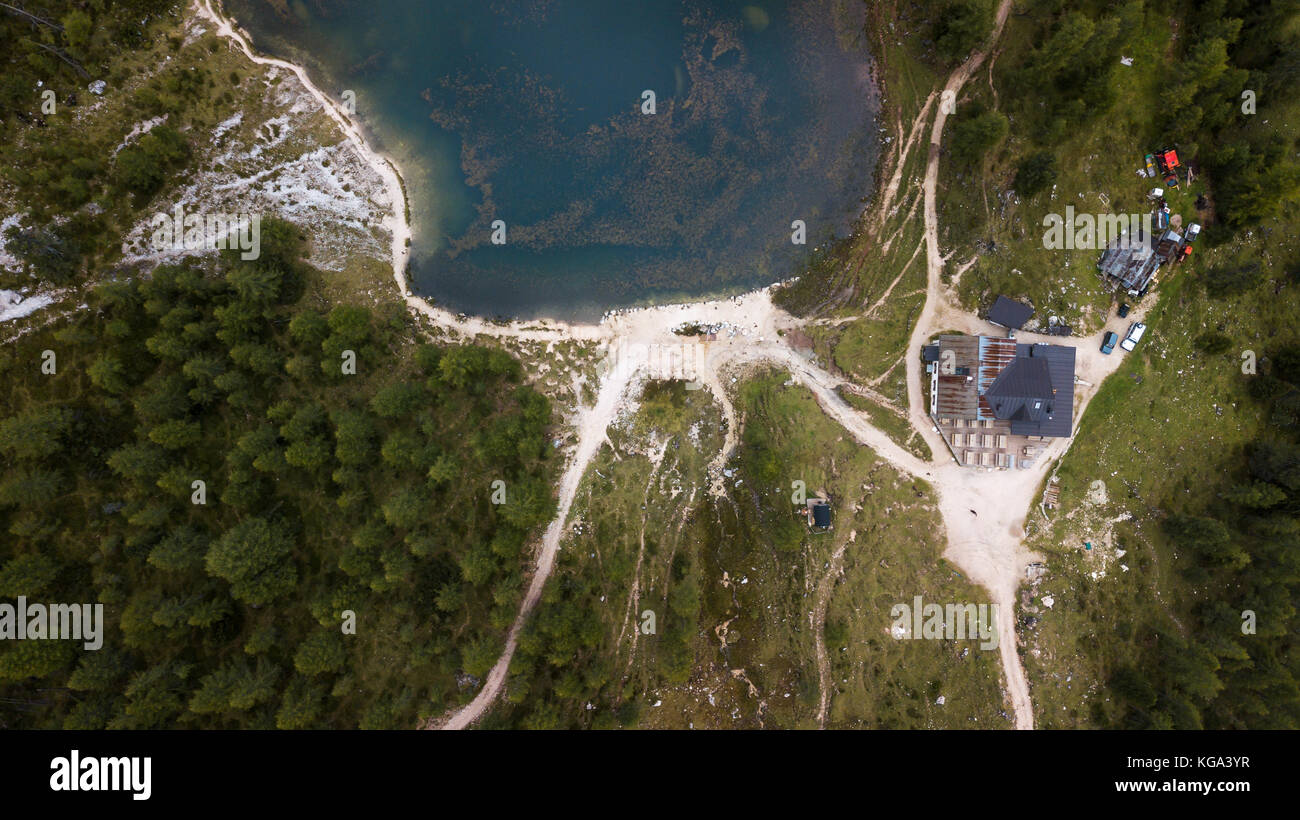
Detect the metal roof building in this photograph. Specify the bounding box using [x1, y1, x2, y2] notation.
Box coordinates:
[931, 335, 1075, 438]
[1098, 227, 1161, 292]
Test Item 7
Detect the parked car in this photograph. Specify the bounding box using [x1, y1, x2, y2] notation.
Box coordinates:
[1120, 322, 1147, 352]
[1117, 303, 1130, 318]
[1101, 331, 1119, 354]
[1186, 223, 1201, 243]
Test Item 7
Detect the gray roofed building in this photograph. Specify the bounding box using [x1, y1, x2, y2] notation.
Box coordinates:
[986, 344, 1075, 438]
[812, 502, 830, 529]
[987, 296, 1034, 330]
[805, 498, 832, 530]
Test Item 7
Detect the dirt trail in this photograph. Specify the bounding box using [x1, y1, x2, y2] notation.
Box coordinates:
[436, 344, 640, 729]
[896, 0, 1044, 728]
[875, 95, 937, 230]
[812, 534, 852, 728]
[698, 361, 740, 498]
[905, 0, 1015, 467]
[887, 0, 1157, 731]
[435, 291, 790, 728]
[430, 287, 944, 729]
[615, 440, 671, 658]
[864, 238, 927, 319]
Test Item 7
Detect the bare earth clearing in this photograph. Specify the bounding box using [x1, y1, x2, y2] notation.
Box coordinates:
[192, 0, 1149, 730]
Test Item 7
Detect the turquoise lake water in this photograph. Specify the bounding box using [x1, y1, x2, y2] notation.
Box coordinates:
[223, 0, 879, 320]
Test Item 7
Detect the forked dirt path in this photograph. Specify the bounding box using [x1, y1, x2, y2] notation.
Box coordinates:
[434, 0, 1041, 731]
[200, 0, 1133, 731]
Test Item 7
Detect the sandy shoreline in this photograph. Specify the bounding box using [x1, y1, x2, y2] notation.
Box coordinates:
[196, 0, 815, 345]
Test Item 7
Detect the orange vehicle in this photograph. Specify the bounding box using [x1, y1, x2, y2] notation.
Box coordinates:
[1159, 149, 1181, 187]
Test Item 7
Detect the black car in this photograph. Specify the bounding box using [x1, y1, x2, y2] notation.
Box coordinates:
[1117, 303, 1131, 318]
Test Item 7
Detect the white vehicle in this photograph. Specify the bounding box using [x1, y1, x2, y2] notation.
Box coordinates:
[1119, 322, 1146, 352]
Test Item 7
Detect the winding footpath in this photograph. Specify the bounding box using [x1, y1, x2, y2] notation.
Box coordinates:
[440, 346, 641, 729]
[197, 0, 1141, 731]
